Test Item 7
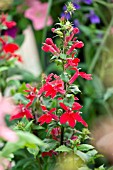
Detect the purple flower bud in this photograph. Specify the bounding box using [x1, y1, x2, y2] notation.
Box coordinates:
[87, 10, 100, 24]
[82, 0, 92, 4]
[60, 12, 71, 20]
[74, 19, 80, 27]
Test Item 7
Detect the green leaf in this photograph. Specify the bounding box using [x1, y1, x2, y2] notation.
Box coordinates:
[76, 150, 89, 162]
[0, 66, 8, 72]
[87, 149, 98, 157]
[55, 145, 72, 152]
[60, 72, 69, 82]
[60, 53, 66, 59]
[14, 35, 25, 46]
[77, 144, 94, 151]
[27, 147, 39, 158]
[1, 131, 44, 157]
[13, 93, 28, 104]
[7, 79, 20, 88]
[63, 94, 74, 107]
[68, 84, 81, 94]
[103, 87, 113, 101]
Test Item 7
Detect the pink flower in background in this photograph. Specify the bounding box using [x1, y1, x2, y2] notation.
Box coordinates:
[24, 1, 53, 30]
[0, 95, 18, 142]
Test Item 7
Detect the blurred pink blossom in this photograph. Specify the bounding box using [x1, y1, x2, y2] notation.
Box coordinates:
[0, 94, 18, 142]
[0, 157, 10, 170]
[24, 0, 53, 30]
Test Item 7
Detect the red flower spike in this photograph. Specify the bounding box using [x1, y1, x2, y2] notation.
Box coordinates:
[59, 103, 87, 128]
[38, 74, 65, 99]
[10, 104, 33, 121]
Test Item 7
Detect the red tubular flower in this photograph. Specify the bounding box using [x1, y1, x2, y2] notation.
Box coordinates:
[64, 27, 79, 47]
[10, 104, 33, 120]
[79, 72, 92, 80]
[42, 38, 60, 56]
[38, 74, 65, 98]
[66, 41, 84, 55]
[59, 103, 87, 128]
[24, 84, 37, 106]
[69, 68, 92, 84]
[64, 58, 80, 69]
[38, 106, 58, 125]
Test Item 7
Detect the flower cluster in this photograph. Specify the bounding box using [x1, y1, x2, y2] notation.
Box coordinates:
[8, 4, 93, 163]
[0, 14, 22, 62]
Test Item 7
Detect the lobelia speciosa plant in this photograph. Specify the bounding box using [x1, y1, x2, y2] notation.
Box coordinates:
[7, 2, 106, 170]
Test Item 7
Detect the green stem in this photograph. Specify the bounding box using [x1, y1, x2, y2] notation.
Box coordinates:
[41, 0, 53, 71]
[60, 126, 64, 145]
[88, 15, 113, 73]
[37, 157, 42, 170]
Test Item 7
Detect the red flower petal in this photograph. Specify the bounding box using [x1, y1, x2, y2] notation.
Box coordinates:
[4, 43, 19, 53]
[60, 113, 69, 124]
[74, 112, 88, 127]
[79, 72, 92, 80]
[59, 103, 69, 111]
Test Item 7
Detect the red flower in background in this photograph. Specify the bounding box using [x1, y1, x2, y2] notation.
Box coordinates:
[59, 103, 87, 128]
[10, 104, 33, 120]
[38, 74, 65, 98]
[38, 106, 58, 125]
[0, 14, 16, 29]
[0, 37, 22, 62]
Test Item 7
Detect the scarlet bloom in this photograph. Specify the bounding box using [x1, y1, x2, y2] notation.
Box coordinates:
[59, 103, 87, 128]
[38, 74, 65, 98]
[38, 106, 58, 125]
[42, 38, 60, 56]
[0, 14, 16, 29]
[10, 104, 33, 120]
[3, 43, 19, 53]
[69, 67, 92, 84]
[24, 84, 37, 106]
[64, 58, 80, 69]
